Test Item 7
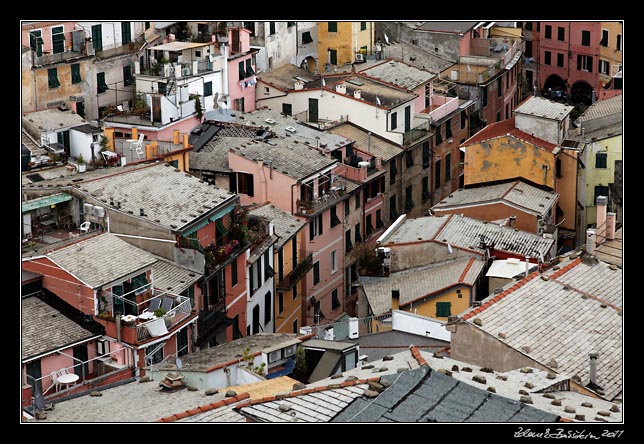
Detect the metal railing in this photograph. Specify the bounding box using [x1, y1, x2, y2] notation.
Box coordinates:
[134, 293, 193, 342]
[306, 312, 393, 341]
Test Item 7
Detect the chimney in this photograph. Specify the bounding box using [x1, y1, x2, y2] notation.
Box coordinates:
[595, 195, 608, 245]
[294, 80, 304, 91]
[586, 228, 597, 255]
[140, 208, 146, 217]
[586, 352, 603, 392]
[353, 90, 362, 99]
[606, 212, 616, 240]
[509, 215, 516, 228]
[336, 84, 346, 94]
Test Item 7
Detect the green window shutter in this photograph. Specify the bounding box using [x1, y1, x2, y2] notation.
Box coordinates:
[328, 22, 337, 32]
[123, 65, 133, 86]
[71, 64, 82, 84]
[330, 49, 337, 65]
[97, 72, 108, 93]
[47, 68, 60, 89]
[436, 302, 451, 317]
[204, 81, 213, 97]
[239, 61, 246, 80]
[52, 27, 65, 54]
[360, 22, 367, 31]
[121, 22, 131, 45]
[245, 58, 255, 77]
[92, 24, 102, 51]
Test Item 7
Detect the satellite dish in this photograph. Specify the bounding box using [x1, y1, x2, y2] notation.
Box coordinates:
[176, 358, 183, 369]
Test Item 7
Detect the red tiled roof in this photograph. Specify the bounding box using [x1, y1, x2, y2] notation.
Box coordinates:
[409, 345, 428, 366]
[462, 117, 557, 152]
[156, 392, 251, 422]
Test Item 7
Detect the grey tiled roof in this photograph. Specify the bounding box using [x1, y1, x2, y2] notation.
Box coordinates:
[42, 232, 158, 288]
[375, 42, 454, 74]
[151, 257, 201, 295]
[432, 180, 558, 217]
[249, 204, 307, 250]
[362, 257, 485, 316]
[238, 383, 369, 422]
[462, 253, 623, 402]
[22, 108, 89, 134]
[576, 95, 623, 123]
[177, 333, 303, 372]
[331, 365, 558, 422]
[346, 330, 449, 363]
[328, 122, 403, 161]
[419, 351, 622, 423]
[413, 21, 480, 34]
[230, 138, 337, 181]
[22, 296, 99, 361]
[256, 63, 319, 91]
[514, 96, 574, 121]
[334, 75, 417, 109]
[387, 214, 555, 258]
[360, 59, 436, 91]
[241, 108, 352, 151]
[189, 124, 258, 172]
[74, 162, 236, 231]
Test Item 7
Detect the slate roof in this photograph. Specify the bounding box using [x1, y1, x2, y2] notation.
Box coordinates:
[22, 296, 100, 361]
[359, 59, 436, 91]
[39, 232, 158, 289]
[230, 138, 337, 181]
[72, 162, 236, 231]
[328, 122, 403, 161]
[514, 96, 574, 122]
[576, 95, 623, 123]
[417, 351, 623, 423]
[331, 365, 558, 422]
[462, 117, 558, 152]
[362, 257, 485, 316]
[249, 204, 307, 250]
[432, 180, 559, 217]
[346, 330, 449, 363]
[461, 253, 623, 401]
[22, 108, 89, 134]
[188, 123, 258, 172]
[151, 257, 201, 295]
[385, 214, 555, 259]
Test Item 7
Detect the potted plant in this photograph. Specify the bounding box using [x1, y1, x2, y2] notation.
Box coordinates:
[76, 154, 87, 172]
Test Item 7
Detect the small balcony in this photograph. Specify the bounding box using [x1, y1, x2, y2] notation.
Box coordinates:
[402, 120, 432, 146]
[276, 253, 313, 291]
[97, 289, 194, 345]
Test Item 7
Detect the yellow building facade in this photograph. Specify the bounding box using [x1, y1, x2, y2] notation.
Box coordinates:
[584, 134, 622, 227]
[399, 286, 473, 322]
[317, 21, 374, 71]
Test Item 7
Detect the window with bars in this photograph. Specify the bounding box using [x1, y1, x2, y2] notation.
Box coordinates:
[71, 63, 82, 84]
[48, 68, 60, 89]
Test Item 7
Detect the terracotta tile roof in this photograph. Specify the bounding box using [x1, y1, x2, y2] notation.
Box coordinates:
[462, 117, 557, 152]
[157, 393, 251, 422]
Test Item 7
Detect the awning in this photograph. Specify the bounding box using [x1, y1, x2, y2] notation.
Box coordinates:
[22, 193, 72, 213]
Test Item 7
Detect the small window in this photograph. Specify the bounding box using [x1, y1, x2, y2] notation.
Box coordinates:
[71, 63, 82, 84]
[435, 123, 442, 145]
[204, 81, 213, 97]
[390, 161, 398, 184]
[287, 22, 296, 28]
[445, 118, 453, 139]
[121, 22, 131, 45]
[51, 26, 65, 54]
[48, 68, 60, 89]
[405, 185, 414, 211]
[331, 250, 337, 273]
[366, 214, 374, 236]
[390, 112, 398, 131]
[557, 26, 565, 41]
[355, 190, 361, 209]
[282, 103, 292, 116]
[436, 302, 451, 317]
[422, 142, 430, 169]
[445, 153, 451, 182]
[405, 150, 414, 168]
[595, 152, 607, 169]
[328, 22, 337, 32]
[376, 210, 384, 229]
[123, 65, 134, 86]
[97, 72, 108, 93]
[461, 110, 467, 129]
[599, 60, 610, 75]
[390, 196, 398, 220]
[302, 31, 313, 44]
[278, 292, 284, 314]
[264, 291, 272, 324]
[355, 223, 362, 243]
[544, 25, 552, 39]
[544, 51, 552, 66]
[231, 260, 238, 286]
[616, 34, 622, 51]
[497, 77, 502, 97]
[557, 53, 564, 67]
[313, 261, 320, 285]
[422, 176, 430, 202]
[600, 29, 609, 47]
[292, 319, 298, 333]
[346, 229, 353, 252]
[360, 22, 367, 31]
[269, 22, 276, 35]
[594, 185, 609, 203]
[332, 289, 340, 311]
[577, 55, 593, 73]
[581, 30, 591, 46]
[435, 159, 442, 189]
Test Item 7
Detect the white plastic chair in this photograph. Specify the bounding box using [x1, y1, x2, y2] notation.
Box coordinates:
[79, 221, 91, 233]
